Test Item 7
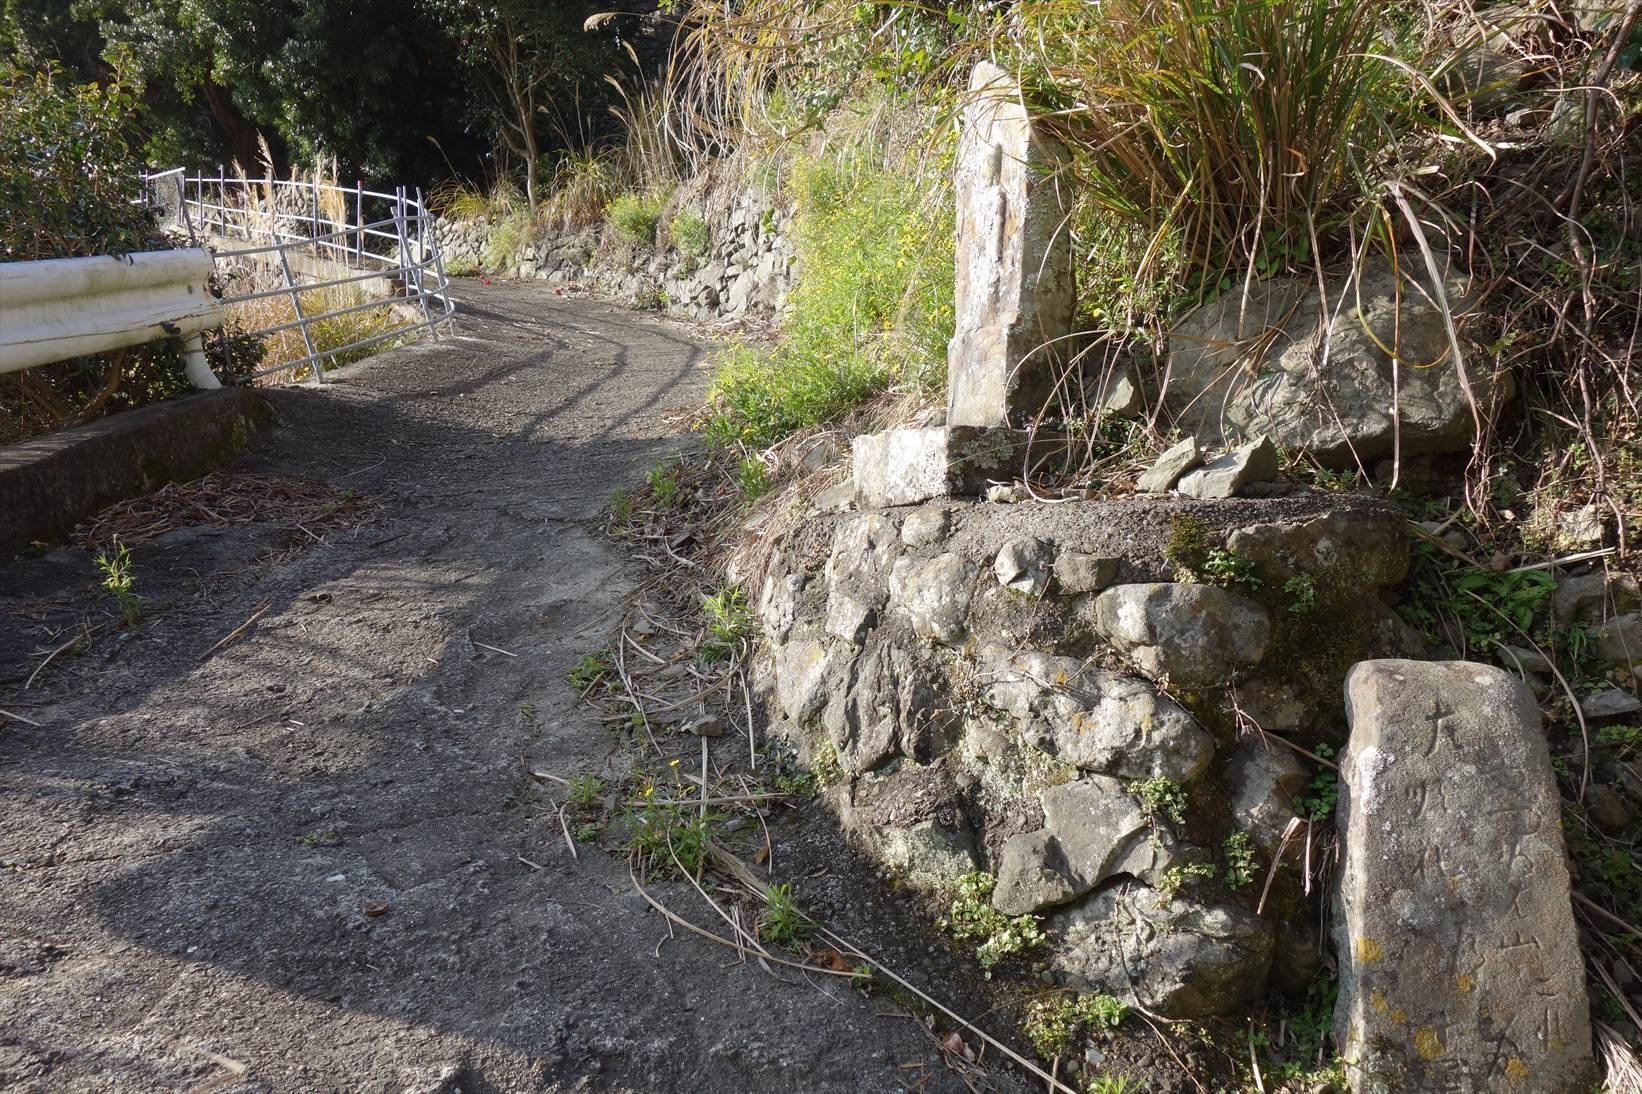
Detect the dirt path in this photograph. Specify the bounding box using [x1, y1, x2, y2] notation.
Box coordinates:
[0, 283, 986, 1093]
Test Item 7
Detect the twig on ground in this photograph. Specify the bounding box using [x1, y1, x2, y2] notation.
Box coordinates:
[199, 600, 273, 660]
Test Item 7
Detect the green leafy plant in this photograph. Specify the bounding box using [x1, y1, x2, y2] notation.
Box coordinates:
[1155, 862, 1216, 899]
[1201, 547, 1264, 591]
[1223, 829, 1258, 889]
[567, 773, 605, 811]
[1284, 573, 1319, 614]
[735, 456, 770, 500]
[701, 149, 955, 449]
[93, 540, 144, 625]
[609, 192, 663, 245]
[1295, 743, 1339, 820]
[701, 587, 754, 663]
[647, 458, 683, 507]
[1023, 993, 1130, 1059]
[939, 872, 1045, 975]
[759, 881, 814, 947]
[670, 209, 709, 262]
[568, 650, 612, 693]
[1447, 568, 1557, 648]
[1131, 776, 1188, 827]
[624, 780, 722, 877]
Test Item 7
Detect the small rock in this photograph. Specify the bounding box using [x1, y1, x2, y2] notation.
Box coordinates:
[1585, 785, 1633, 833]
[900, 507, 951, 547]
[811, 481, 855, 513]
[1176, 436, 1278, 499]
[1137, 437, 1203, 493]
[1054, 552, 1119, 595]
[889, 553, 978, 645]
[1496, 644, 1552, 675]
[362, 900, 390, 918]
[984, 483, 1022, 504]
[1101, 369, 1144, 418]
[798, 438, 841, 475]
[1557, 503, 1607, 548]
[994, 537, 1055, 596]
[1223, 738, 1308, 854]
[688, 714, 725, 737]
[1051, 887, 1274, 1018]
[1582, 688, 1641, 720]
[1591, 613, 1642, 666]
[1552, 571, 1640, 624]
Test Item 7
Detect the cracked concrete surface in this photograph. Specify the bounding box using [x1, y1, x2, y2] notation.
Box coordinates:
[0, 283, 989, 1093]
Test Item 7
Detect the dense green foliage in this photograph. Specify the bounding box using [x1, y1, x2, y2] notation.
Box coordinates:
[1, 0, 643, 181]
[0, 63, 150, 261]
[703, 149, 954, 448]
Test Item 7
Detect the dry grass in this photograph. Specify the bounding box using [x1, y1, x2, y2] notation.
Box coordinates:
[224, 276, 403, 382]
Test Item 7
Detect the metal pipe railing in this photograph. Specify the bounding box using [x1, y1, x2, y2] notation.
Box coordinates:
[142, 169, 456, 384]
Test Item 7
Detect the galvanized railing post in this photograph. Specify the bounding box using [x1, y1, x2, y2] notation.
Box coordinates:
[276, 245, 323, 384]
[218, 165, 226, 238]
[393, 188, 434, 329]
[355, 181, 364, 264]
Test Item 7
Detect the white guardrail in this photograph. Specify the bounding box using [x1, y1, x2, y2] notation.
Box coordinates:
[0, 169, 454, 391]
[0, 249, 223, 387]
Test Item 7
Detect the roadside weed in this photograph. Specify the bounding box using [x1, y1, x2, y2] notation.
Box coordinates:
[1223, 830, 1258, 890]
[939, 872, 1045, 975]
[93, 540, 143, 625]
[759, 881, 813, 947]
[568, 650, 612, 693]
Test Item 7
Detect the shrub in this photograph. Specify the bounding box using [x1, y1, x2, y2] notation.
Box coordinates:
[0, 63, 201, 442]
[702, 150, 955, 448]
[541, 149, 619, 232]
[482, 213, 535, 271]
[670, 209, 709, 261]
[1020, 0, 1423, 285]
[609, 192, 663, 245]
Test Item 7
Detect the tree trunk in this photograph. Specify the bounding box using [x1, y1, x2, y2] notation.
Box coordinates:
[202, 80, 264, 175]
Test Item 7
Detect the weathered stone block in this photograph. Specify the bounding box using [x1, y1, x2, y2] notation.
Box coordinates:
[1227, 509, 1410, 587]
[1335, 660, 1592, 1094]
[889, 553, 978, 645]
[1176, 436, 1278, 499]
[1054, 551, 1119, 594]
[852, 426, 1069, 508]
[979, 645, 1214, 781]
[824, 514, 899, 643]
[1052, 887, 1274, 1018]
[1091, 583, 1273, 686]
[946, 62, 1074, 428]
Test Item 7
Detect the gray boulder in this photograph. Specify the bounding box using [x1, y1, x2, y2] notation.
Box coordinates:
[1163, 260, 1510, 466]
[992, 776, 1181, 915]
[889, 554, 978, 645]
[822, 640, 946, 773]
[1591, 613, 1641, 666]
[1052, 886, 1275, 1018]
[774, 637, 837, 723]
[1055, 552, 1119, 595]
[1335, 660, 1592, 1093]
[1223, 738, 1308, 854]
[979, 645, 1215, 781]
[824, 514, 899, 643]
[1091, 583, 1273, 686]
[1227, 509, 1410, 586]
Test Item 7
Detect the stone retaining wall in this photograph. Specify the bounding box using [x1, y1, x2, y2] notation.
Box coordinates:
[751, 487, 1422, 1017]
[432, 187, 795, 323]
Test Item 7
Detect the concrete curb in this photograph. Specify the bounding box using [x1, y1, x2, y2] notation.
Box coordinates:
[0, 388, 276, 556]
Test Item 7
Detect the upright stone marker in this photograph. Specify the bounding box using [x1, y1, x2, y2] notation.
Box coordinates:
[1335, 660, 1592, 1094]
[946, 62, 1074, 428]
